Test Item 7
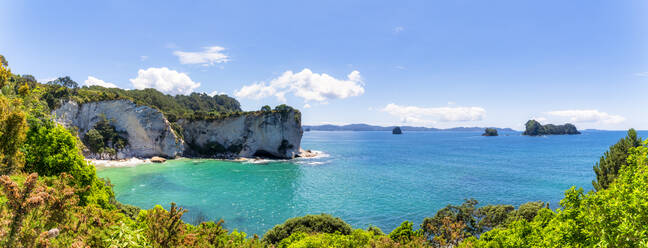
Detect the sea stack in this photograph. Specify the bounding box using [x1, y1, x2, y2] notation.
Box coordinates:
[482, 128, 498, 136]
[523, 120, 580, 136]
[392, 127, 402, 134]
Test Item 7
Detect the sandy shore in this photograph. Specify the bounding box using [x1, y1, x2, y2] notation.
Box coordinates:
[89, 150, 329, 167]
[89, 157, 153, 167]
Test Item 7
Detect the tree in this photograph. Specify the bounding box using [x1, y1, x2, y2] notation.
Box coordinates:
[0, 97, 28, 174]
[47, 76, 78, 89]
[390, 221, 418, 243]
[262, 214, 352, 244]
[0, 54, 7, 67]
[0, 56, 10, 89]
[22, 119, 113, 207]
[260, 105, 271, 112]
[592, 129, 642, 191]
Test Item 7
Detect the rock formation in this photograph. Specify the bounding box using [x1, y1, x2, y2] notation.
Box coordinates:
[523, 120, 580, 136]
[482, 128, 498, 136]
[53, 100, 303, 159]
[392, 127, 402, 134]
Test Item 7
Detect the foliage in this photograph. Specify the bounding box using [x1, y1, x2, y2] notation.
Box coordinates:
[47, 76, 79, 89]
[592, 128, 642, 191]
[390, 221, 420, 243]
[137, 203, 187, 247]
[0, 173, 78, 247]
[482, 128, 498, 136]
[104, 221, 150, 248]
[0, 96, 28, 174]
[22, 119, 114, 207]
[83, 115, 129, 155]
[468, 142, 648, 247]
[263, 213, 353, 244]
[46, 85, 242, 120]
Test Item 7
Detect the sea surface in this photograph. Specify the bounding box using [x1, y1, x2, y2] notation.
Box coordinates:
[97, 130, 645, 236]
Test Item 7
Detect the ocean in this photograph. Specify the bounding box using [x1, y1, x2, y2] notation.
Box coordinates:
[97, 130, 644, 236]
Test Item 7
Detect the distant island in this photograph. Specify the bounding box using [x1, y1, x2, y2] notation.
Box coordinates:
[482, 128, 498, 136]
[303, 124, 516, 132]
[523, 120, 580, 136]
[392, 127, 402, 134]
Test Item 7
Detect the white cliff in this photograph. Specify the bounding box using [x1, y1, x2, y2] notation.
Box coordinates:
[53, 100, 184, 159]
[53, 100, 303, 159]
[179, 110, 303, 158]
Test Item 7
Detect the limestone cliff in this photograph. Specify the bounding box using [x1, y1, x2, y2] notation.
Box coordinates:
[53, 100, 184, 159]
[53, 100, 303, 159]
[179, 111, 303, 159]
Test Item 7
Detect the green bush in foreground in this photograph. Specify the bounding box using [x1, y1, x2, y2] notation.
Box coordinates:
[263, 214, 353, 244]
[465, 142, 648, 247]
[22, 118, 114, 208]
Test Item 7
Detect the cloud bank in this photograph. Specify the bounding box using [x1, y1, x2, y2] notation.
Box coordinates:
[84, 76, 118, 88]
[173, 46, 229, 66]
[382, 103, 486, 124]
[235, 69, 365, 102]
[546, 109, 625, 124]
[129, 67, 200, 95]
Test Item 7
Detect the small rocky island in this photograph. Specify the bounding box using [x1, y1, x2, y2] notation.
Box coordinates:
[523, 120, 580, 136]
[392, 126, 402, 134]
[482, 128, 498, 136]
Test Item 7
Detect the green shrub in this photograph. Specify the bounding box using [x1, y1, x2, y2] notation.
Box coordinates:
[262, 214, 352, 244]
[22, 119, 113, 207]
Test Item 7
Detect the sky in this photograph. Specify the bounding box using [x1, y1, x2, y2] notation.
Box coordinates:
[1, 0, 647, 130]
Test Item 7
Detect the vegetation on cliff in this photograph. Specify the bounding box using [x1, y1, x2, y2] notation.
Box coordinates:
[83, 115, 129, 156]
[523, 119, 580, 136]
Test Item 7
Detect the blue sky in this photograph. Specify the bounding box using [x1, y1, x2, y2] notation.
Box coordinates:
[1, 0, 646, 130]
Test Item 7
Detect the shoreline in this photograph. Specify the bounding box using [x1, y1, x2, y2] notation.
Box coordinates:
[90, 149, 327, 168]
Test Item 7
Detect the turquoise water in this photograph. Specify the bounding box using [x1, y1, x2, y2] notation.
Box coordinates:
[97, 130, 645, 235]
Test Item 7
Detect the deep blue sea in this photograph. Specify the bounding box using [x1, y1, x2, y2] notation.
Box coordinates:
[97, 130, 645, 236]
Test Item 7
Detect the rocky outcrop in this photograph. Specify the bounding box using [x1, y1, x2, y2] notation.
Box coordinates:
[53, 100, 303, 159]
[53, 100, 184, 159]
[523, 120, 580, 136]
[482, 128, 498, 136]
[392, 127, 402, 134]
[179, 111, 303, 159]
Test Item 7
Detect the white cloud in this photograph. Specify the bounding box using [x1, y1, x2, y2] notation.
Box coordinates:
[382, 103, 486, 124]
[140, 55, 148, 61]
[393, 26, 404, 34]
[84, 76, 118, 88]
[207, 91, 223, 97]
[173, 46, 229, 66]
[303, 104, 311, 109]
[546, 109, 625, 124]
[235, 69, 365, 102]
[634, 72, 648, 77]
[129, 67, 200, 95]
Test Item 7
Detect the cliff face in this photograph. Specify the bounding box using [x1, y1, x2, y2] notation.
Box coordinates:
[53, 100, 303, 159]
[53, 100, 184, 159]
[179, 111, 303, 158]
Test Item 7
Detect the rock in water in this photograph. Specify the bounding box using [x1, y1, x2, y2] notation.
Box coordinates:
[151, 156, 166, 163]
[522, 120, 581, 136]
[392, 127, 403, 134]
[482, 128, 498, 136]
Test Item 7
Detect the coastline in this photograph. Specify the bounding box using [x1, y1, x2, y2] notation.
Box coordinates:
[90, 149, 327, 168]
